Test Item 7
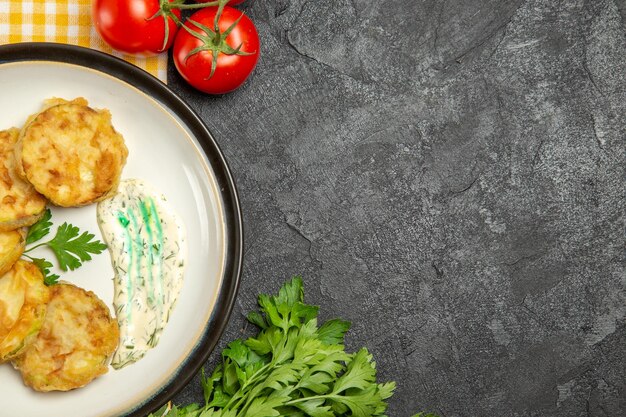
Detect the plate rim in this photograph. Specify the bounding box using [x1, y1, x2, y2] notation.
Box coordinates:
[0, 42, 244, 417]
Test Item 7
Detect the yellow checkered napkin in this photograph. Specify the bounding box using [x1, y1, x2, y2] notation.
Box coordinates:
[0, 0, 168, 82]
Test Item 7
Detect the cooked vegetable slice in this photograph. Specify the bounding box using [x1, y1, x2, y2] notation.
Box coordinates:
[12, 283, 119, 391]
[0, 128, 46, 231]
[0, 260, 50, 362]
[0, 228, 26, 276]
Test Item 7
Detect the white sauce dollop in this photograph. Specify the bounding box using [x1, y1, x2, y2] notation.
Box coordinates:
[97, 179, 186, 369]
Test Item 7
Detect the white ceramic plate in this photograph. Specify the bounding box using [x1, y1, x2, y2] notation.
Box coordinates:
[0, 43, 242, 417]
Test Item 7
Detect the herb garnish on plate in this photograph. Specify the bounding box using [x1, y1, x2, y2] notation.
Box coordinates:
[22, 208, 107, 285]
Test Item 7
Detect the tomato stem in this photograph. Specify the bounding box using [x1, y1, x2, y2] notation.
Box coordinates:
[180, 3, 253, 80]
[138, 0, 237, 55]
[175, 0, 229, 10]
[144, 0, 187, 52]
[176, 1, 219, 9]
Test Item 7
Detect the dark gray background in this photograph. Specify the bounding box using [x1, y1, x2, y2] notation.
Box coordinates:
[169, 0, 626, 415]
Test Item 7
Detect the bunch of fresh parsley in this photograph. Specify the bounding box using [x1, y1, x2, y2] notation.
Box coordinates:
[22, 209, 107, 285]
[150, 277, 438, 417]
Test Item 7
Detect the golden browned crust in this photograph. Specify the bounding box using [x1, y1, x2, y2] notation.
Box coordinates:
[0, 260, 50, 362]
[17, 98, 128, 207]
[0, 128, 47, 230]
[12, 283, 119, 391]
[0, 228, 26, 276]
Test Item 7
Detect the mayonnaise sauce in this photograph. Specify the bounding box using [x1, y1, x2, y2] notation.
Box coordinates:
[97, 179, 186, 369]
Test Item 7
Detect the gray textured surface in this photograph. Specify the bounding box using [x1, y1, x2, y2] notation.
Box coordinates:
[168, 0, 626, 415]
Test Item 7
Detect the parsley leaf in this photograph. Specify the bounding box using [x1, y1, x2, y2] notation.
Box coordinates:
[27, 257, 60, 286]
[22, 210, 107, 284]
[150, 277, 437, 417]
[25, 208, 52, 244]
[317, 319, 351, 345]
[46, 222, 107, 271]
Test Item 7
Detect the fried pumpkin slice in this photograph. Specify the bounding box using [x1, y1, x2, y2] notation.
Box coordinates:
[12, 283, 119, 391]
[16, 98, 128, 207]
[0, 260, 50, 362]
[0, 128, 47, 231]
[0, 228, 26, 276]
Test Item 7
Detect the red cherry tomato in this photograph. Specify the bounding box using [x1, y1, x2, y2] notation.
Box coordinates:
[93, 0, 181, 56]
[173, 7, 260, 94]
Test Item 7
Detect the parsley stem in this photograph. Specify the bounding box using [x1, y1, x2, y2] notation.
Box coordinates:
[224, 362, 273, 410]
[286, 394, 335, 405]
[22, 242, 47, 253]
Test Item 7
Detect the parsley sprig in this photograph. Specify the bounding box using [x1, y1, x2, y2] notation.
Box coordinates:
[150, 277, 437, 417]
[22, 208, 107, 285]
